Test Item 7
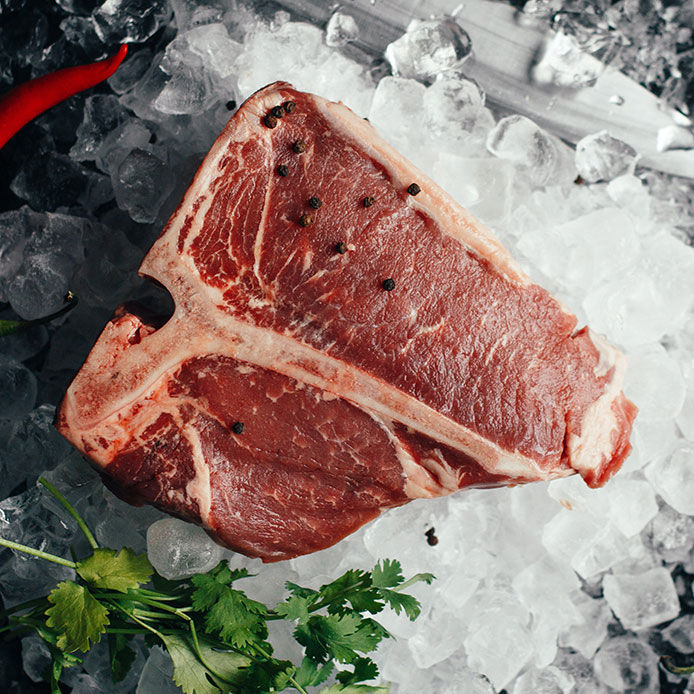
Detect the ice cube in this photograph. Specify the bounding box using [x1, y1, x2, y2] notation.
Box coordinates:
[645, 441, 694, 516]
[593, 637, 659, 691]
[552, 207, 639, 293]
[21, 635, 52, 683]
[70, 95, 130, 162]
[465, 614, 533, 690]
[575, 131, 637, 183]
[0, 356, 37, 421]
[112, 148, 174, 224]
[552, 649, 610, 694]
[181, 23, 242, 79]
[368, 76, 427, 153]
[385, 17, 472, 83]
[624, 343, 685, 422]
[423, 73, 485, 137]
[430, 155, 515, 226]
[146, 517, 225, 579]
[558, 592, 611, 659]
[512, 665, 575, 693]
[93, 0, 171, 43]
[7, 254, 74, 322]
[325, 10, 359, 48]
[10, 152, 88, 212]
[605, 479, 658, 538]
[234, 21, 373, 116]
[661, 614, 694, 654]
[153, 63, 216, 116]
[0, 208, 31, 302]
[531, 32, 606, 87]
[486, 115, 576, 187]
[109, 48, 153, 95]
[136, 646, 179, 694]
[644, 504, 694, 563]
[603, 567, 680, 630]
[408, 604, 468, 668]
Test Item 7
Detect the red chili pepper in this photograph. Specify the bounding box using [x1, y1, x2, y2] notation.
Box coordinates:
[0, 44, 128, 150]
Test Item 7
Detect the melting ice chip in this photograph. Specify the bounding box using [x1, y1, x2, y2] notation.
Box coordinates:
[146, 517, 225, 580]
[385, 17, 472, 83]
[486, 114, 575, 187]
[593, 637, 659, 691]
[325, 10, 359, 48]
[575, 131, 637, 183]
[656, 124, 694, 152]
[531, 31, 606, 88]
[93, 0, 171, 43]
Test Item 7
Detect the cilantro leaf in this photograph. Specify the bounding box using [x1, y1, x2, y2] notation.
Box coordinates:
[318, 570, 370, 608]
[336, 656, 379, 686]
[285, 582, 320, 601]
[294, 656, 334, 687]
[295, 614, 381, 664]
[77, 548, 154, 593]
[45, 581, 109, 652]
[319, 685, 390, 694]
[109, 633, 136, 683]
[191, 568, 267, 648]
[371, 559, 403, 589]
[375, 589, 421, 621]
[161, 634, 250, 694]
[275, 595, 310, 624]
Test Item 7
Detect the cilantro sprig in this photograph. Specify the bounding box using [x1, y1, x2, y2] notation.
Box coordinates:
[0, 478, 434, 693]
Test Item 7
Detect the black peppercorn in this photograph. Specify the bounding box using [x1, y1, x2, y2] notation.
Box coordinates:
[283, 100, 296, 113]
[270, 105, 285, 119]
[226, 99, 236, 111]
[425, 527, 438, 546]
[231, 421, 244, 434]
[299, 214, 313, 227]
[308, 196, 322, 209]
[382, 278, 395, 291]
[407, 183, 421, 196]
[264, 114, 278, 128]
[292, 140, 306, 154]
[335, 242, 347, 254]
[277, 164, 289, 177]
[363, 196, 375, 208]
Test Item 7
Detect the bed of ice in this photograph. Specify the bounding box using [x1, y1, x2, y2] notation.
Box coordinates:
[1, 1, 693, 692]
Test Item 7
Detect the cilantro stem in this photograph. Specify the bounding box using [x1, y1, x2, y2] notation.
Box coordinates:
[0, 596, 48, 619]
[391, 573, 432, 592]
[39, 477, 99, 550]
[253, 643, 308, 694]
[108, 600, 164, 639]
[0, 537, 77, 568]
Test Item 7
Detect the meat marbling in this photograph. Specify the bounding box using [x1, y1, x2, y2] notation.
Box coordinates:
[56, 82, 637, 562]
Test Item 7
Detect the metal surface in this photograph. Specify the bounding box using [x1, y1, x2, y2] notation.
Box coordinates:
[279, 0, 694, 178]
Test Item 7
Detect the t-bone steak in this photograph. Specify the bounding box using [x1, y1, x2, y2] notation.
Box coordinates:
[56, 82, 637, 562]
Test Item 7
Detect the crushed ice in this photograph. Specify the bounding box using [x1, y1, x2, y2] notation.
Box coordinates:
[0, 2, 693, 693]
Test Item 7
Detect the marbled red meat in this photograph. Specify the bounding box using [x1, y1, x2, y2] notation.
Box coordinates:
[56, 82, 636, 562]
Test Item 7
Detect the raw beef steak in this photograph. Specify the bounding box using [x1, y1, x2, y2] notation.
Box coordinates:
[57, 82, 637, 562]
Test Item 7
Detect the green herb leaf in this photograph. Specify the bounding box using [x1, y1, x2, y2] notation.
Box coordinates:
[45, 581, 109, 652]
[162, 633, 250, 694]
[375, 589, 421, 621]
[296, 614, 382, 664]
[275, 595, 310, 624]
[319, 684, 390, 694]
[294, 656, 334, 688]
[0, 319, 25, 337]
[191, 564, 267, 648]
[109, 633, 136, 683]
[371, 560, 403, 589]
[77, 548, 154, 593]
[318, 570, 369, 608]
[285, 582, 319, 601]
[336, 656, 379, 686]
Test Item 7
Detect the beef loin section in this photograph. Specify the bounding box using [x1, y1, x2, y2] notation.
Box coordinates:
[56, 82, 636, 562]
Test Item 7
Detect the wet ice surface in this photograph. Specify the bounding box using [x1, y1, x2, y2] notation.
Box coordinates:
[0, 3, 693, 694]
